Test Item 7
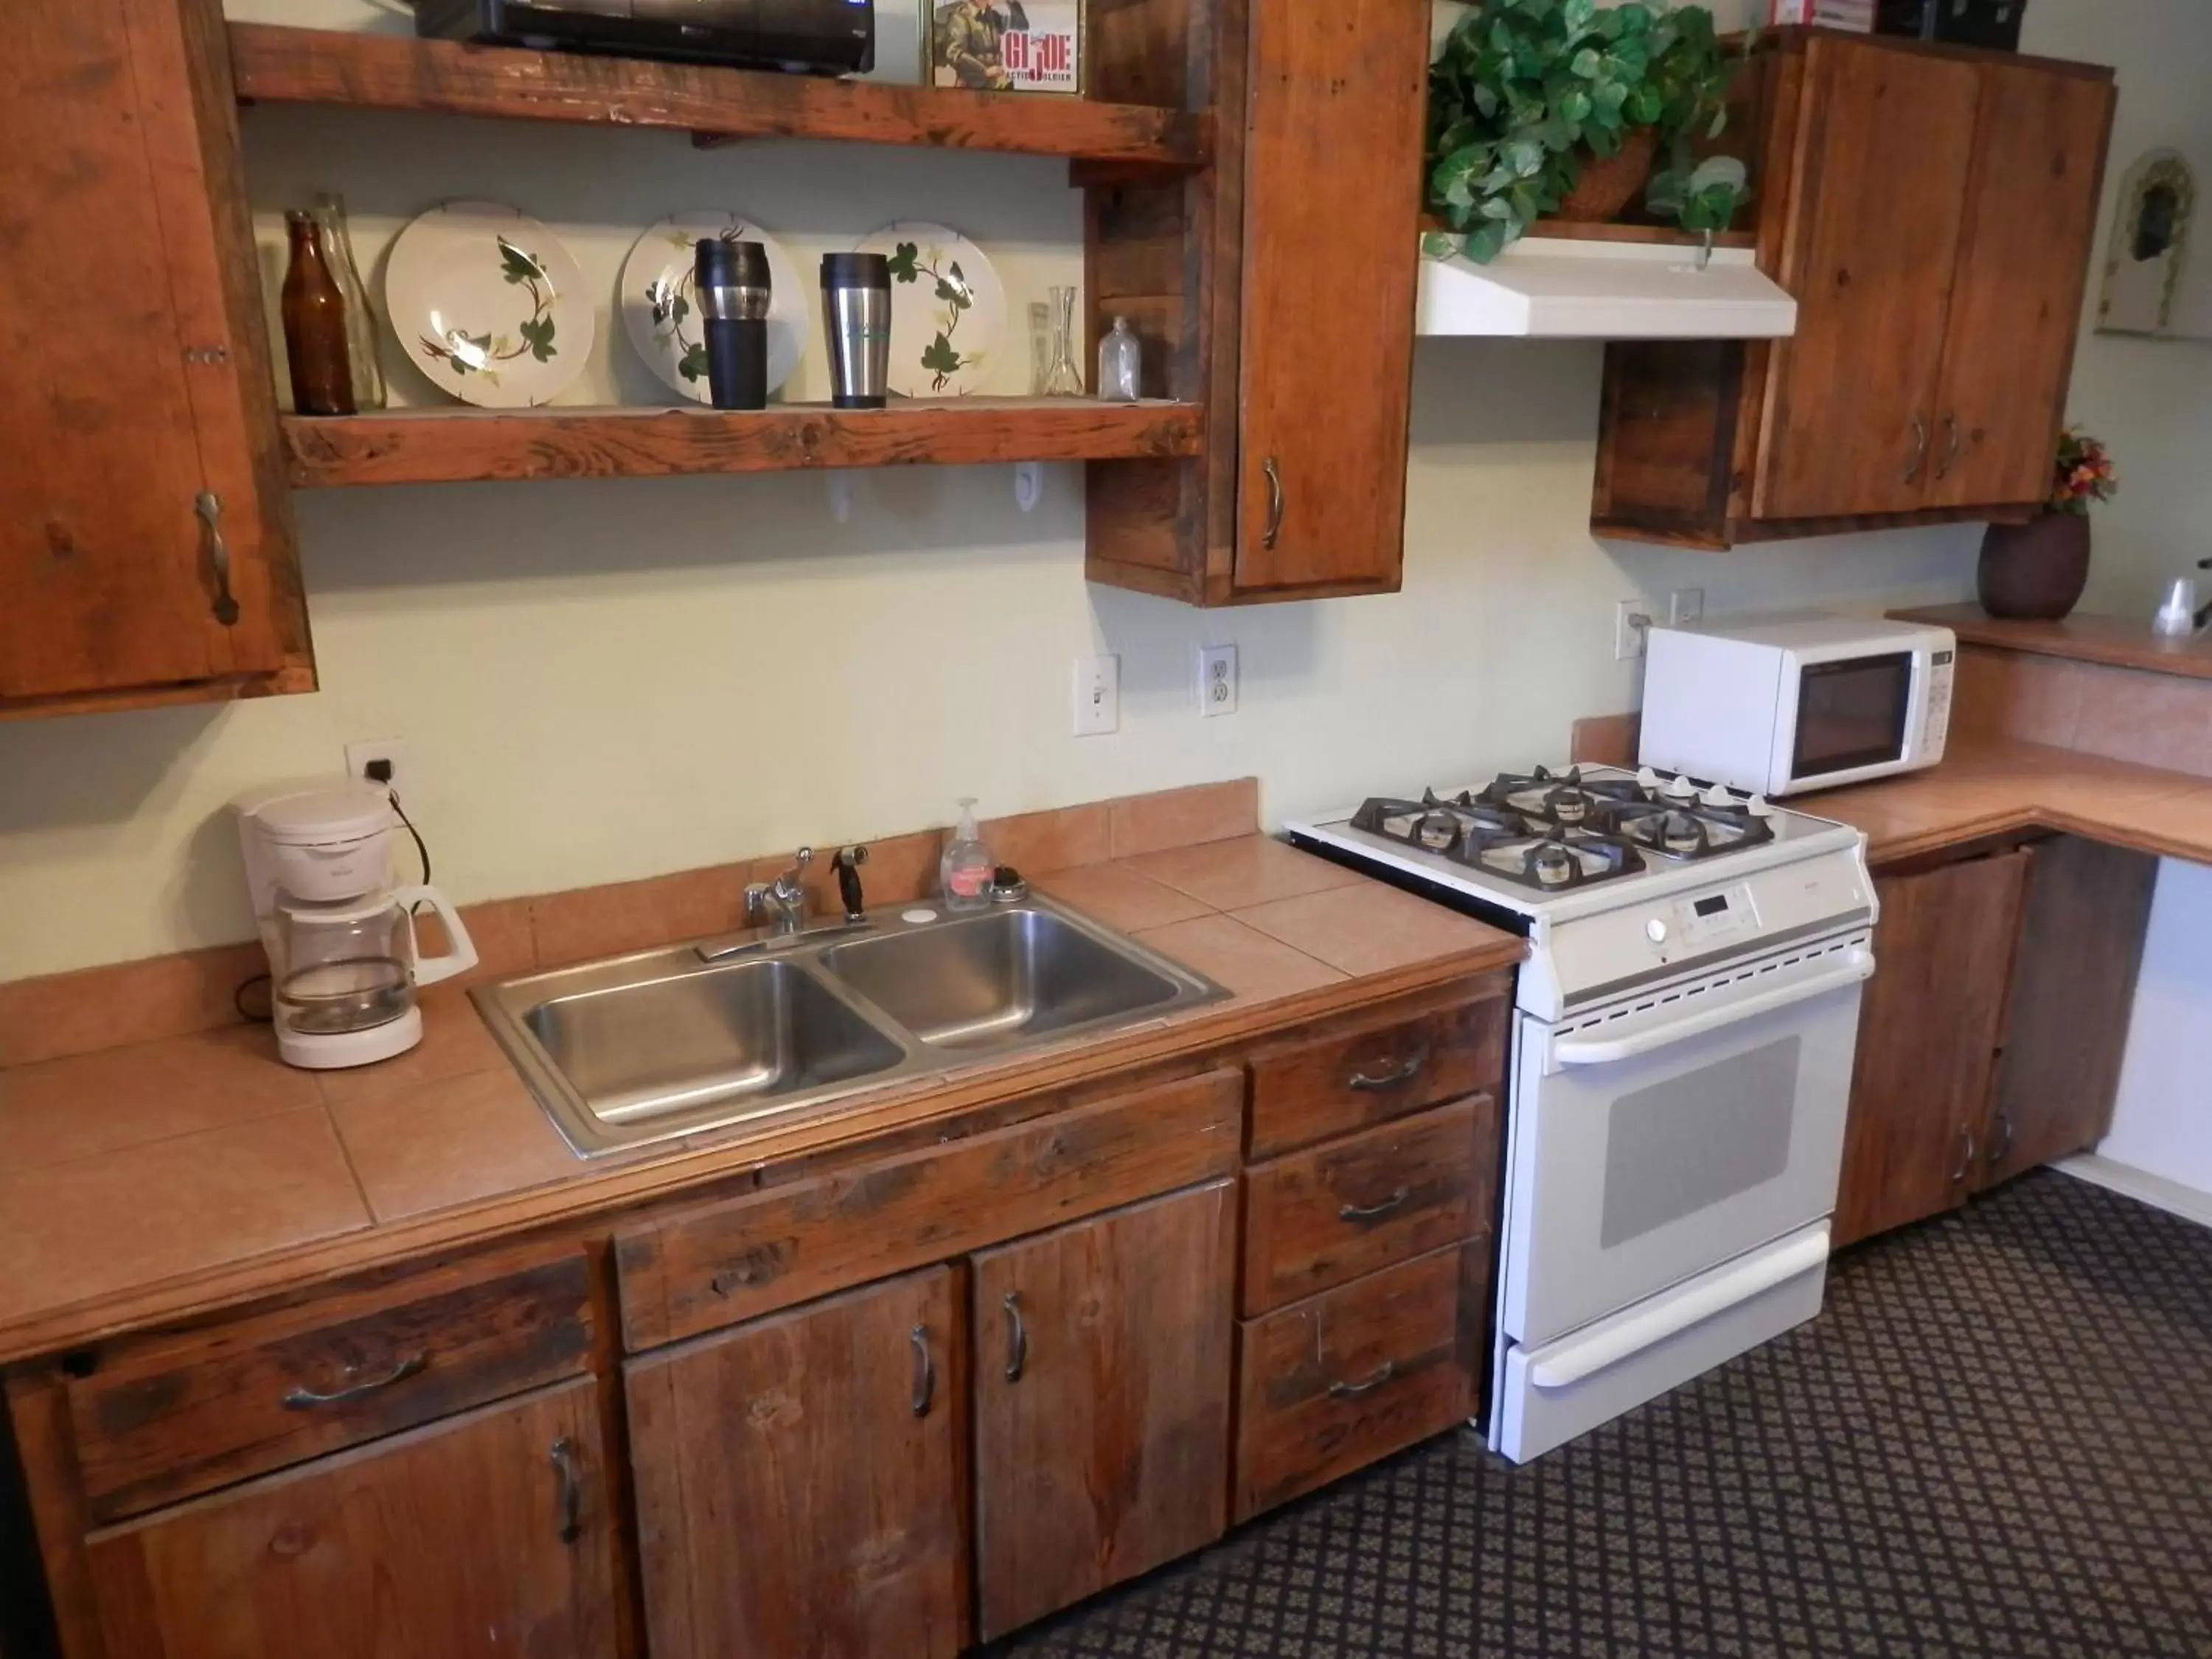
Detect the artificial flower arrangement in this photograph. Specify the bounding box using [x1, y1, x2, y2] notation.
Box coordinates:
[2051, 427, 2118, 515]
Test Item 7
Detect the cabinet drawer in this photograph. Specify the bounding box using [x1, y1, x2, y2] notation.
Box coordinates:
[68, 1248, 593, 1524]
[1241, 1097, 1493, 1316]
[1232, 1243, 1481, 1523]
[1246, 993, 1504, 1159]
[616, 1068, 1242, 1349]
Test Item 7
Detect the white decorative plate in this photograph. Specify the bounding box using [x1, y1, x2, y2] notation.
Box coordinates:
[852, 221, 1006, 398]
[383, 201, 593, 408]
[620, 213, 806, 403]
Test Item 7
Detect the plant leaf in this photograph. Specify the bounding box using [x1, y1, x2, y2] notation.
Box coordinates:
[886, 242, 920, 282]
[678, 342, 709, 382]
[497, 237, 545, 286]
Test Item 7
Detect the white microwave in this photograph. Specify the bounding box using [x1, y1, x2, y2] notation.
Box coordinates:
[1639, 614, 1955, 797]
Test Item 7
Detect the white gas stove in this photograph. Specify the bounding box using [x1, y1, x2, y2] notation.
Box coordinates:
[1284, 765, 1879, 1463]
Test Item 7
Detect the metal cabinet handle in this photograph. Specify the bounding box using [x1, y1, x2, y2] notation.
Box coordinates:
[1902, 416, 1930, 484]
[910, 1324, 936, 1418]
[1936, 414, 1964, 481]
[1950, 1127, 1977, 1185]
[281, 1351, 428, 1409]
[1339, 1187, 1413, 1225]
[1002, 1291, 1027, 1383]
[1261, 456, 1284, 549]
[1987, 1112, 2014, 1169]
[1348, 1048, 1427, 1092]
[549, 1436, 582, 1545]
[1327, 1361, 1397, 1400]
[195, 491, 240, 627]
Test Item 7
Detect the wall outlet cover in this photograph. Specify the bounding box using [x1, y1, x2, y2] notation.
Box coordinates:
[343, 739, 412, 800]
[1614, 599, 1655, 662]
[1669, 588, 1707, 627]
[1197, 644, 1237, 717]
[1073, 655, 1120, 737]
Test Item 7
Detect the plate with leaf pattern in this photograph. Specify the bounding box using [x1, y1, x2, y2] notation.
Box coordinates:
[621, 213, 806, 404]
[384, 201, 593, 408]
[853, 220, 1006, 398]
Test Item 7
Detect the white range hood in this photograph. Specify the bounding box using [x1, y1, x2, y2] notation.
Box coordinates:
[1416, 234, 1798, 340]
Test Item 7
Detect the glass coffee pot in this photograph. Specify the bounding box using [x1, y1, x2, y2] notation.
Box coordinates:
[271, 887, 476, 1037]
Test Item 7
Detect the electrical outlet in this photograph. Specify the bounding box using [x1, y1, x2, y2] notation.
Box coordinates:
[1197, 644, 1238, 717]
[1614, 598, 1656, 662]
[1669, 587, 1706, 627]
[343, 739, 412, 799]
[1072, 655, 1120, 737]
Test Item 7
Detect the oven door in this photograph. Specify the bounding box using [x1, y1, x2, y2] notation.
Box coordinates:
[1500, 937, 1873, 1349]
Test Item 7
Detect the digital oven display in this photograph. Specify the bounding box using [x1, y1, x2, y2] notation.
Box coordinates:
[1694, 894, 1730, 918]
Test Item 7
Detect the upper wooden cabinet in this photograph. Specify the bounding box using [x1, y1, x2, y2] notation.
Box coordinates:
[1, 0, 310, 717]
[1594, 29, 2115, 549]
[1086, 0, 1430, 604]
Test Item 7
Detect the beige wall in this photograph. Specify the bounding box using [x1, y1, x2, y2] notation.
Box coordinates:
[1, 0, 2192, 981]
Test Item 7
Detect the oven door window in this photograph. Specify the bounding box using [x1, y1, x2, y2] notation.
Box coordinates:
[1792, 653, 1913, 781]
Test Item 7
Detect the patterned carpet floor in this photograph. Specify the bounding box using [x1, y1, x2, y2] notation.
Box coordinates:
[995, 1170, 2212, 1659]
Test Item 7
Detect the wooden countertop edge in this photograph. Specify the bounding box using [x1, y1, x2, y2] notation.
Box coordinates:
[1891, 605, 2212, 682]
[0, 936, 1525, 1365]
[1863, 803, 2212, 869]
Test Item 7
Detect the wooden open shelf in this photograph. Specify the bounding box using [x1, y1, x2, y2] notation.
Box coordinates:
[228, 24, 1211, 170]
[1421, 215, 1758, 251]
[280, 399, 1206, 488]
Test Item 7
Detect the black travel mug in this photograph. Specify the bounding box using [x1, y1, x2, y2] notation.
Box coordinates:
[695, 238, 771, 411]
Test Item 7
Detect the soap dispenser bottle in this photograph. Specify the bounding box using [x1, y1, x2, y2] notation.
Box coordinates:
[941, 799, 995, 913]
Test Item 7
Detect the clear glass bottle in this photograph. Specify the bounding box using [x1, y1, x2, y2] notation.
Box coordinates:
[280, 210, 355, 417]
[310, 193, 386, 411]
[939, 798, 995, 913]
[1041, 285, 1085, 397]
[1028, 300, 1052, 396]
[1097, 315, 1141, 402]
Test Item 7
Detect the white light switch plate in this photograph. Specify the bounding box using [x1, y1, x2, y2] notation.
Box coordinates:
[1197, 644, 1237, 717]
[1073, 655, 1120, 737]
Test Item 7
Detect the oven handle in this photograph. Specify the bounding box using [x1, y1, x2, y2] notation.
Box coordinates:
[1528, 1225, 1831, 1391]
[1552, 950, 1874, 1068]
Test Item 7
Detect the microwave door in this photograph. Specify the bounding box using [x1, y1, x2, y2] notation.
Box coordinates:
[1784, 652, 1916, 788]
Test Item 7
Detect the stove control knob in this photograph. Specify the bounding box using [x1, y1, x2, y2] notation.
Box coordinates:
[1746, 794, 1773, 818]
[1701, 782, 1736, 809]
[1645, 918, 1669, 945]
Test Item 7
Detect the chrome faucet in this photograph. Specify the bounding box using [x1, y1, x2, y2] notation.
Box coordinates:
[745, 847, 813, 936]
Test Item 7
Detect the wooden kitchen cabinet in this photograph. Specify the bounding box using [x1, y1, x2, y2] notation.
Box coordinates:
[1, 0, 310, 717]
[970, 1182, 1236, 1640]
[625, 1267, 969, 1659]
[1086, 0, 1430, 604]
[1834, 850, 2029, 1248]
[1593, 30, 2115, 549]
[80, 1378, 616, 1659]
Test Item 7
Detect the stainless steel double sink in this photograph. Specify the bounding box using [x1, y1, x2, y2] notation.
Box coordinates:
[472, 897, 1228, 1156]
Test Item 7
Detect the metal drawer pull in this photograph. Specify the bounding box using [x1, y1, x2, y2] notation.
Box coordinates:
[1950, 1127, 1977, 1184]
[1347, 1048, 1427, 1092]
[1002, 1291, 1027, 1383]
[1262, 456, 1284, 549]
[1338, 1187, 1412, 1224]
[910, 1324, 936, 1418]
[1327, 1362, 1396, 1400]
[549, 1436, 582, 1545]
[1936, 414, 1964, 481]
[281, 1351, 428, 1409]
[1902, 415, 1930, 484]
[195, 490, 240, 627]
[1987, 1113, 2014, 1168]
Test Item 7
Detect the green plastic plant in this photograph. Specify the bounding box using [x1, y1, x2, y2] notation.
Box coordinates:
[1426, 0, 1745, 264]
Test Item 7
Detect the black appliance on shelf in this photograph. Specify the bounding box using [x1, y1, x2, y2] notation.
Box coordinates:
[1875, 0, 2027, 50]
[414, 0, 876, 75]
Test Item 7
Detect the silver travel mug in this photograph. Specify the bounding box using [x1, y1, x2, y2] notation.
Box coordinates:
[821, 252, 891, 410]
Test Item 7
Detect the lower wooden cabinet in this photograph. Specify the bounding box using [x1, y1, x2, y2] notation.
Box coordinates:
[971, 1183, 1236, 1641]
[80, 1377, 616, 1659]
[625, 1266, 969, 1659]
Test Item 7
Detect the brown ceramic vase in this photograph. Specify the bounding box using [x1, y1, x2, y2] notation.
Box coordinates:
[1977, 511, 2092, 622]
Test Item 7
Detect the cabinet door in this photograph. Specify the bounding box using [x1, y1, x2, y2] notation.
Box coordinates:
[971, 1182, 1235, 1641]
[1983, 838, 2158, 1187]
[1924, 63, 2116, 509]
[1231, 0, 1427, 594]
[1, 0, 303, 709]
[1834, 852, 2028, 1249]
[625, 1266, 967, 1659]
[1755, 38, 1982, 522]
[83, 1378, 616, 1659]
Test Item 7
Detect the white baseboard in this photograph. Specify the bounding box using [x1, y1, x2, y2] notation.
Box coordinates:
[2056, 1154, 2212, 1231]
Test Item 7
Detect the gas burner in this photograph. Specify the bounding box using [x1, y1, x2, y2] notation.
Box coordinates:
[1473, 828, 1644, 892]
[1595, 793, 1778, 862]
[1351, 790, 1532, 865]
[1476, 765, 1646, 830]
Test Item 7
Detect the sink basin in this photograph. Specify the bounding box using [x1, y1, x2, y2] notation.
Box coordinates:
[818, 908, 1184, 1051]
[473, 896, 1226, 1157]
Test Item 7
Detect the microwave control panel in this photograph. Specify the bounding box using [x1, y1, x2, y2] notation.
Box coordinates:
[1921, 649, 1955, 757]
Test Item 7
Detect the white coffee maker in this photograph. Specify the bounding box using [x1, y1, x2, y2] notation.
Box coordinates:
[234, 782, 478, 1070]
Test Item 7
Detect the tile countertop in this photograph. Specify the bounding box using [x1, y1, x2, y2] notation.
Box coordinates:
[1808, 738, 2212, 867]
[0, 837, 1523, 1363]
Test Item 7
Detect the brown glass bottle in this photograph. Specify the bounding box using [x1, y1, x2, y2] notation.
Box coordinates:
[282, 209, 355, 417]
